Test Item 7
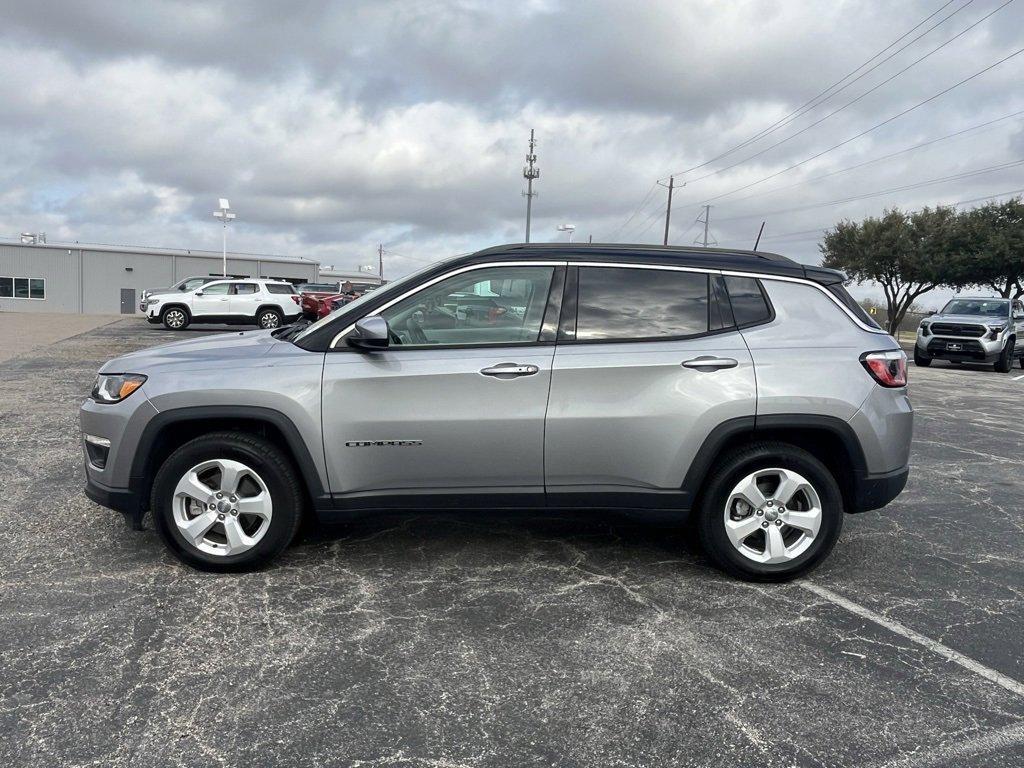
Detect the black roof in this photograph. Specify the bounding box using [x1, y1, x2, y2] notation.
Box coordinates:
[460, 242, 842, 283]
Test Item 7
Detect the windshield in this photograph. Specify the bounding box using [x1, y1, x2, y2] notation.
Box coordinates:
[291, 260, 442, 342]
[940, 298, 1008, 317]
[175, 277, 210, 291]
[298, 283, 339, 292]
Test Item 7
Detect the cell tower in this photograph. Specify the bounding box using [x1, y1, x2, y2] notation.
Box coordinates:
[522, 129, 540, 243]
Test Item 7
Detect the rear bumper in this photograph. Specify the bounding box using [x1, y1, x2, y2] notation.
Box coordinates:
[850, 466, 909, 513]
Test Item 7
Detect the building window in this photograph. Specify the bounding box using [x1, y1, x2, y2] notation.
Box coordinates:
[0, 277, 45, 300]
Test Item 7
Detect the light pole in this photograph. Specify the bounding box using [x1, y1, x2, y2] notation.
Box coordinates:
[212, 198, 236, 277]
[557, 223, 576, 242]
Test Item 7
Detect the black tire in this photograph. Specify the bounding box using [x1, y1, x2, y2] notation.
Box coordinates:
[256, 307, 283, 329]
[913, 348, 931, 367]
[161, 306, 190, 330]
[150, 432, 303, 571]
[696, 442, 844, 582]
[994, 338, 1014, 373]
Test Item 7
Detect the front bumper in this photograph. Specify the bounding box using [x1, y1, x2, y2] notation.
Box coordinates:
[85, 475, 141, 514]
[916, 334, 1003, 362]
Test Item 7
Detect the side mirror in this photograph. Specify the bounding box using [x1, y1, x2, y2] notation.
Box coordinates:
[926, 310, 936, 316]
[347, 316, 390, 350]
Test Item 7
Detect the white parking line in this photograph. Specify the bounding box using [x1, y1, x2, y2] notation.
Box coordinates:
[1013, 374, 1024, 380]
[799, 581, 1024, 698]
[868, 720, 1024, 768]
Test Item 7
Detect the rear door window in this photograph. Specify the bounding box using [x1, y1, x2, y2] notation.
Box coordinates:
[575, 267, 710, 342]
[232, 282, 259, 295]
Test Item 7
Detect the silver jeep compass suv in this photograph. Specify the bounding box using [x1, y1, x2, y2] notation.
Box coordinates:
[80, 244, 912, 580]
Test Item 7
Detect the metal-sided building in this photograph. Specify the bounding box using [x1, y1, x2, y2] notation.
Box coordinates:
[0, 240, 319, 315]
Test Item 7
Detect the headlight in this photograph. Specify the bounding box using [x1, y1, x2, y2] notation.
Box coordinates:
[987, 323, 1007, 339]
[919, 322, 930, 337]
[147, 297, 159, 306]
[91, 373, 147, 403]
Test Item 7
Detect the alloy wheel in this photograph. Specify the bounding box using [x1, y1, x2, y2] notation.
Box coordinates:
[172, 459, 273, 556]
[165, 309, 185, 328]
[723, 467, 822, 565]
[259, 312, 281, 329]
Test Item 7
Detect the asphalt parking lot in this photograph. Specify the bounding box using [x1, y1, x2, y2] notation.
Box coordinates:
[1, 319, 1022, 767]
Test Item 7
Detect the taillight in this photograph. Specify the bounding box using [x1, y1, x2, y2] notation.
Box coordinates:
[861, 350, 907, 387]
[291, 295, 301, 304]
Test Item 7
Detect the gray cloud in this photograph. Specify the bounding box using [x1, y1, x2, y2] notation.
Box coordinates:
[0, 0, 1022, 286]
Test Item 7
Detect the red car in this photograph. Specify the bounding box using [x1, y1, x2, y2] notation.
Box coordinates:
[299, 280, 367, 319]
[302, 292, 363, 319]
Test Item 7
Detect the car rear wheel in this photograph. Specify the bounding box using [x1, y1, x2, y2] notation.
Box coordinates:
[257, 308, 283, 329]
[161, 307, 190, 330]
[697, 442, 843, 582]
[151, 432, 303, 571]
[913, 348, 931, 367]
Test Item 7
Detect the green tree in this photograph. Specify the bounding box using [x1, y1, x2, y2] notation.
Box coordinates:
[960, 198, 1024, 299]
[821, 208, 950, 334]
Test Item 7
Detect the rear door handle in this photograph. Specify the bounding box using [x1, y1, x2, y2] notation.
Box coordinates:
[480, 362, 540, 378]
[682, 356, 738, 371]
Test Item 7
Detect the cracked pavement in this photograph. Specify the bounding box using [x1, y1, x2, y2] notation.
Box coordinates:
[1, 320, 1022, 767]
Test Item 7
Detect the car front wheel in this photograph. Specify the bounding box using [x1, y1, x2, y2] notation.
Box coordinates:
[994, 338, 1014, 373]
[257, 308, 283, 329]
[161, 307, 190, 330]
[697, 442, 843, 581]
[151, 432, 303, 571]
[913, 348, 931, 367]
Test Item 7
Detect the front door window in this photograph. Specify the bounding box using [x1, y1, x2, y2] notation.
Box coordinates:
[379, 266, 554, 347]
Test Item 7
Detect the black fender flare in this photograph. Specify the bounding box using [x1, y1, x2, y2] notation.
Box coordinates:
[680, 413, 869, 505]
[129, 405, 329, 509]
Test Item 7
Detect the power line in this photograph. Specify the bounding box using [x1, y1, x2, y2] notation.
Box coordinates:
[715, 158, 1024, 223]
[676, 0, 1016, 189]
[725, 109, 1024, 205]
[951, 187, 1024, 206]
[608, 180, 659, 241]
[717, 189, 1024, 246]
[693, 45, 1024, 205]
[659, 0, 968, 179]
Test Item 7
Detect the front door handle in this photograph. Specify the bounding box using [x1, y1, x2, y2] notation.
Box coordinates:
[480, 362, 540, 378]
[682, 356, 738, 371]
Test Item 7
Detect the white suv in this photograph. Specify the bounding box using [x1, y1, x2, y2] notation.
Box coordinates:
[144, 278, 302, 330]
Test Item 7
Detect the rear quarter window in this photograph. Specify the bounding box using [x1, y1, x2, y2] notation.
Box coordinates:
[723, 277, 772, 327]
[266, 283, 297, 294]
[825, 283, 880, 329]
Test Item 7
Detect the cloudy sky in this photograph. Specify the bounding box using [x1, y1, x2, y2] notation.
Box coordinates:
[1, 0, 1022, 302]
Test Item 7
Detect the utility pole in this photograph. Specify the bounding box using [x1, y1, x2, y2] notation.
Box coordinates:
[522, 129, 540, 243]
[378, 243, 384, 282]
[660, 176, 674, 245]
[695, 204, 716, 248]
